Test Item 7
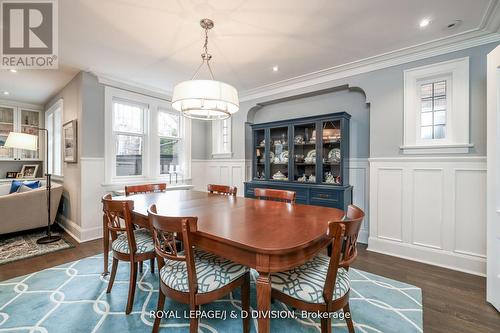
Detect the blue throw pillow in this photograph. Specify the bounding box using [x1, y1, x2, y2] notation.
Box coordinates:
[9, 180, 41, 194]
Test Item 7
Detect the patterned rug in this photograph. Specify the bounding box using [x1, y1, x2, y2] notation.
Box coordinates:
[0, 253, 423, 332]
[0, 230, 73, 265]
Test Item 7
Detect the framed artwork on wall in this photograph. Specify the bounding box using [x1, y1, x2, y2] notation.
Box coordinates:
[20, 164, 39, 178]
[63, 120, 77, 163]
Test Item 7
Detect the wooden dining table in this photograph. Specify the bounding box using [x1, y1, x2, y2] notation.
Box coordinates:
[103, 190, 344, 333]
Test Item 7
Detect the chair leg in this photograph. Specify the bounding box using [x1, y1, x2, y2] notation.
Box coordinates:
[241, 272, 250, 333]
[320, 317, 331, 333]
[150, 258, 155, 274]
[152, 288, 166, 333]
[106, 258, 118, 293]
[139, 261, 144, 274]
[189, 305, 199, 333]
[344, 303, 355, 333]
[126, 262, 138, 314]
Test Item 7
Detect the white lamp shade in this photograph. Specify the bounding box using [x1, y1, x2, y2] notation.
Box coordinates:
[171, 80, 239, 120]
[4, 132, 38, 151]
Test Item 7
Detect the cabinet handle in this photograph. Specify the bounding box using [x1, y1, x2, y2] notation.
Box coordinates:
[318, 194, 329, 199]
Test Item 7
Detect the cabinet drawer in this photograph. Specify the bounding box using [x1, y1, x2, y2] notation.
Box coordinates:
[310, 189, 339, 202]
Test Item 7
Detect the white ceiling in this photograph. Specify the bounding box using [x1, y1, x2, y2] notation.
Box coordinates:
[1, 0, 499, 105]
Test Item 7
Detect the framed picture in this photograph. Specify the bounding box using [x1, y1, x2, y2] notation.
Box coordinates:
[63, 120, 77, 163]
[5, 171, 18, 179]
[20, 164, 39, 178]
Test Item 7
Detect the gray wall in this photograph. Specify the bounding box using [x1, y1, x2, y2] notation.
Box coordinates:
[45, 72, 83, 225]
[248, 88, 370, 159]
[217, 42, 499, 160]
[191, 120, 211, 160]
[81, 73, 105, 158]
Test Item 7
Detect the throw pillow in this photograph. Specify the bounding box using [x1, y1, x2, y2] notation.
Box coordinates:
[9, 180, 41, 194]
[16, 184, 34, 193]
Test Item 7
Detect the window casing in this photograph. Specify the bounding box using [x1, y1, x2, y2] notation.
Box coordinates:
[403, 57, 471, 154]
[104, 87, 191, 184]
[45, 100, 63, 177]
[212, 118, 232, 159]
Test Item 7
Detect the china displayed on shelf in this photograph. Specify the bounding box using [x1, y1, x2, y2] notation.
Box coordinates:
[294, 135, 304, 144]
[260, 139, 265, 147]
[328, 148, 341, 163]
[272, 170, 287, 180]
[297, 174, 307, 182]
[325, 172, 341, 184]
[295, 154, 304, 163]
[308, 175, 316, 182]
[305, 150, 316, 164]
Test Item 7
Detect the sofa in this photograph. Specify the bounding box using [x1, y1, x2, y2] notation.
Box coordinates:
[0, 181, 63, 235]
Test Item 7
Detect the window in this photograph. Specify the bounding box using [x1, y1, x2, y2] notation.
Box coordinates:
[104, 87, 191, 184]
[212, 118, 232, 158]
[403, 57, 471, 154]
[158, 109, 182, 174]
[112, 100, 146, 177]
[419, 80, 447, 140]
[45, 100, 62, 176]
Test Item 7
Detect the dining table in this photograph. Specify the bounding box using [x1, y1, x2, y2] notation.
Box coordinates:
[102, 190, 344, 333]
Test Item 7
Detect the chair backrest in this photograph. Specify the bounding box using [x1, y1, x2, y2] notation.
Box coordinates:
[254, 188, 296, 203]
[102, 193, 137, 253]
[147, 204, 199, 293]
[125, 183, 167, 196]
[207, 184, 237, 196]
[338, 204, 365, 268]
[323, 221, 346, 304]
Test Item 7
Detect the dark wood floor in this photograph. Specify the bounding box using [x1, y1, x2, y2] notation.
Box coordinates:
[1, 233, 499, 333]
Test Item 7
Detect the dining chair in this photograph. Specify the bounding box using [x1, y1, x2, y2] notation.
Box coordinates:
[270, 214, 364, 333]
[124, 183, 167, 196]
[207, 184, 237, 196]
[102, 194, 156, 314]
[328, 204, 365, 258]
[148, 204, 250, 333]
[254, 188, 296, 203]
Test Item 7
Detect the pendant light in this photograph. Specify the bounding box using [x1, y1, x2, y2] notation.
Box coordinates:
[172, 19, 239, 120]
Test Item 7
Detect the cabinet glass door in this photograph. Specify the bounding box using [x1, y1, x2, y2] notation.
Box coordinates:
[20, 110, 39, 159]
[269, 126, 288, 181]
[293, 123, 316, 182]
[254, 129, 265, 180]
[321, 119, 342, 184]
[0, 107, 14, 159]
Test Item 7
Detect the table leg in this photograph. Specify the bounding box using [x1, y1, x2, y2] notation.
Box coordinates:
[102, 215, 109, 276]
[256, 271, 271, 333]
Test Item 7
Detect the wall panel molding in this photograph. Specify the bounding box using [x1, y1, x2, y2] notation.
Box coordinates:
[368, 156, 487, 276]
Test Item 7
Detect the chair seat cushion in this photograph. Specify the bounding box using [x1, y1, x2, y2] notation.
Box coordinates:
[111, 228, 155, 254]
[270, 254, 350, 304]
[160, 250, 248, 294]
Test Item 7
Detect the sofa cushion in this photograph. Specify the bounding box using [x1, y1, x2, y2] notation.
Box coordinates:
[9, 180, 41, 194]
[17, 185, 34, 193]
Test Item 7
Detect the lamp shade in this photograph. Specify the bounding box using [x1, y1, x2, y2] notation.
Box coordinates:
[4, 132, 38, 151]
[171, 80, 239, 120]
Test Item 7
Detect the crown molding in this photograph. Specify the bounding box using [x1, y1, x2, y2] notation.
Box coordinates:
[93, 71, 173, 102]
[239, 29, 500, 102]
[0, 98, 43, 110]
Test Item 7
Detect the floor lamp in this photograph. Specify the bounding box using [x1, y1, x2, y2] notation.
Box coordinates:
[4, 130, 61, 244]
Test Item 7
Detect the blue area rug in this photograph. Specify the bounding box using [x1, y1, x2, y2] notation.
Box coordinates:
[0, 253, 422, 332]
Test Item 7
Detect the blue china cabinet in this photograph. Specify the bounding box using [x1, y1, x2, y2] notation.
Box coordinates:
[244, 112, 352, 210]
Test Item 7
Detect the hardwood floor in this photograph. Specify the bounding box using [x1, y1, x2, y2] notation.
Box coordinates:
[352, 245, 500, 333]
[1, 233, 498, 332]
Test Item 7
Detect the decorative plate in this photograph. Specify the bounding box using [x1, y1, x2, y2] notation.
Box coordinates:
[269, 151, 275, 160]
[328, 148, 341, 162]
[306, 150, 316, 158]
[272, 171, 287, 180]
[280, 151, 289, 160]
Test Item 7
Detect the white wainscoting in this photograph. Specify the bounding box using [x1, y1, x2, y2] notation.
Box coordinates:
[191, 158, 370, 243]
[368, 156, 487, 276]
[191, 159, 250, 196]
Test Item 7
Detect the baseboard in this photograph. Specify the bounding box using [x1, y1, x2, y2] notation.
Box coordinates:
[58, 215, 102, 243]
[367, 237, 486, 276]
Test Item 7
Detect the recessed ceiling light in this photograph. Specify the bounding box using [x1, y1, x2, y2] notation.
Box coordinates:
[3, 91, 9, 95]
[419, 18, 431, 28]
[9, 69, 17, 73]
[272, 65, 279, 72]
